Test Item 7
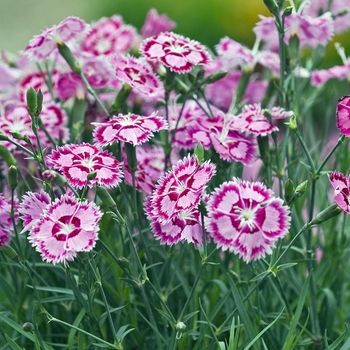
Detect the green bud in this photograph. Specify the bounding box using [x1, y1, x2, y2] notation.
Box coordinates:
[57, 42, 81, 74]
[0, 133, 8, 141]
[87, 171, 97, 181]
[125, 142, 137, 172]
[7, 165, 18, 190]
[309, 204, 342, 226]
[96, 186, 116, 207]
[22, 322, 35, 332]
[36, 89, 43, 116]
[1, 244, 18, 259]
[285, 115, 297, 130]
[263, 0, 279, 14]
[10, 130, 24, 140]
[284, 179, 294, 204]
[283, 6, 293, 17]
[0, 144, 18, 167]
[194, 142, 204, 164]
[26, 87, 37, 117]
[258, 135, 271, 166]
[204, 70, 227, 84]
[109, 84, 132, 115]
[294, 180, 308, 197]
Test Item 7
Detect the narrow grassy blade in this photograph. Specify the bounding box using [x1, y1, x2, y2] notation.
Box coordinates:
[4, 335, 25, 350]
[68, 308, 86, 350]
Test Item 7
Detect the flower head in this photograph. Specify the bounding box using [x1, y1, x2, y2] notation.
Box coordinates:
[329, 171, 350, 213]
[47, 143, 123, 189]
[0, 194, 19, 247]
[26, 194, 102, 265]
[206, 178, 290, 262]
[141, 9, 176, 39]
[92, 112, 168, 147]
[336, 95, 350, 137]
[140, 32, 211, 73]
[147, 154, 216, 223]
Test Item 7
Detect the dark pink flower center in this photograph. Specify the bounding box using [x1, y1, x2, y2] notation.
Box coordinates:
[52, 215, 81, 241]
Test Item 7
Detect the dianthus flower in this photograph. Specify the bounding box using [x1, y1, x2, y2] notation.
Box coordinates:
[145, 197, 203, 247]
[229, 104, 293, 136]
[336, 95, 350, 137]
[140, 32, 211, 73]
[205, 178, 291, 262]
[81, 16, 137, 56]
[0, 104, 69, 151]
[112, 54, 164, 101]
[147, 154, 216, 223]
[47, 143, 123, 189]
[92, 112, 168, 147]
[0, 194, 19, 248]
[141, 9, 176, 39]
[328, 171, 350, 213]
[20, 193, 102, 265]
[24, 17, 88, 61]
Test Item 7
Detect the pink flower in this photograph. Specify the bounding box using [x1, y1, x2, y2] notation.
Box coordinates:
[141, 9, 176, 39]
[140, 32, 211, 73]
[47, 143, 123, 189]
[27, 194, 102, 265]
[0, 104, 69, 151]
[311, 63, 350, 86]
[146, 198, 203, 247]
[24, 17, 88, 61]
[336, 95, 350, 136]
[0, 194, 19, 247]
[112, 54, 164, 101]
[92, 112, 168, 147]
[147, 154, 216, 223]
[55, 72, 86, 101]
[81, 16, 137, 56]
[329, 171, 350, 213]
[18, 191, 51, 234]
[205, 178, 291, 263]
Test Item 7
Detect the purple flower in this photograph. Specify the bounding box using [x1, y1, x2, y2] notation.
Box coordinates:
[206, 178, 291, 263]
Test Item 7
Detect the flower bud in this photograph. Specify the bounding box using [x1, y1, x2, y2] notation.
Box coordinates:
[285, 115, 297, 130]
[57, 42, 81, 74]
[284, 179, 294, 204]
[204, 70, 227, 84]
[22, 322, 35, 332]
[0, 133, 8, 141]
[263, 0, 279, 15]
[26, 87, 37, 117]
[283, 6, 293, 17]
[10, 131, 24, 140]
[194, 142, 204, 164]
[42, 170, 68, 187]
[36, 89, 43, 116]
[7, 165, 18, 190]
[309, 204, 342, 226]
[0, 144, 18, 167]
[175, 321, 186, 332]
[87, 171, 97, 181]
[109, 84, 132, 115]
[1, 244, 18, 259]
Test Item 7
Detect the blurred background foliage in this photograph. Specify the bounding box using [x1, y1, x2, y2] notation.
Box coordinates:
[1, 0, 349, 67]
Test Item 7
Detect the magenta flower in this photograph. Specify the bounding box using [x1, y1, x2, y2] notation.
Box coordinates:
[24, 17, 88, 61]
[112, 54, 164, 101]
[47, 143, 123, 189]
[141, 9, 176, 39]
[27, 195, 102, 265]
[206, 178, 291, 263]
[18, 191, 51, 234]
[336, 95, 350, 137]
[147, 154, 216, 223]
[81, 16, 137, 56]
[92, 112, 168, 147]
[329, 171, 350, 213]
[146, 198, 203, 247]
[140, 32, 211, 73]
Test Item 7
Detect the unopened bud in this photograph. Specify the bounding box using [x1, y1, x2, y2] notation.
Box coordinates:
[0, 144, 18, 167]
[0, 133, 8, 141]
[175, 321, 186, 332]
[194, 142, 204, 164]
[36, 89, 43, 116]
[117, 256, 130, 270]
[109, 84, 132, 115]
[10, 131, 24, 140]
[310, 204, 342, 226]
[204, 70, 227, 84]
[87, 171, 97, 181]
[284, 179, 294, 204]
[7, 165, 18, 190]
[22, 322, 35, 332]
[26, 87, 37, 117]
[57, 42, 81, 74]
[263, 0, 279, 14]
[283, 6, 293, 17]
[1, 244, 18, 259]
[42, 170, 68, 187]
[285, 115, 297, 130]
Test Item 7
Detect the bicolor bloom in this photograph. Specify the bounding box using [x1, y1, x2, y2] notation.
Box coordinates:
[205, 178, 291, 263]
[24, 17, 88, 61]
[147, 154, 216, 223]
[47, 143, 123, 189]
[92, 112, 168, 147]
[329, 171, 350, 213]
[311, 62, 350, 86]
[22, 194, 102, 265]
[145, 198, 203, 247]
[140, 31, 211, 73]
[336, 95, 350, 137]
[81, 16, 137, 56]
[112, 54, 164, 101]
[0, 194, 19, 248]
[141, 8, 176, 39]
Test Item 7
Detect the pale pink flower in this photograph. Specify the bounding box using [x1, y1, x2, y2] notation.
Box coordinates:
[141, 9, 176, 39]
[329, 171, 350, 213]
[24, 17, 88, 61]
[92, 111, 168, 147]
[81, 16, 138, 56]
[336, 95, 350, 136]
[148, 154, 216, 223]
[0, 194, 18, 247]
[47, 143, 123, 189]
[27, 195, 102, 265]
[311, 62, 350, 86]
[146, 197, 203, 247]
[0, 104, 69, 151]
[229, 104, 293, 136]
[112, 54, 164, 101]
[140, 32, 211, 73]
[206, 178, 291, 263]
[18, 191, 51, 234]
[123, 144, 165, 194]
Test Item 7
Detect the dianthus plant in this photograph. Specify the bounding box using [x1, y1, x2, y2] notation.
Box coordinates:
[1, 2, 350, 350]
